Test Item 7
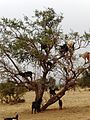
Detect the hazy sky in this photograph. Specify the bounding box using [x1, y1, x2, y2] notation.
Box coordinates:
[0, 0, 90, 34]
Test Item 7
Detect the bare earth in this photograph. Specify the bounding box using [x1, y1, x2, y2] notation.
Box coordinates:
[0, 88, 90, 120]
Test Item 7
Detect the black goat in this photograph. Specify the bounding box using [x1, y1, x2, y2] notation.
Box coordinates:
[58, 99, 62, 110]
[17, 71, 33, 80]
[49, 88, 56, 98]
[32, 98, 42, 114]
[4, 114, 18, 120]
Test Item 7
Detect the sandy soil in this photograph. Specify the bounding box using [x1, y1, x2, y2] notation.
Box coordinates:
[0, 88, 90, 120]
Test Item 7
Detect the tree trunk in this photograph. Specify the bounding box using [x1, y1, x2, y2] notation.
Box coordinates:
[34, 73, 47, 106]
[35, 82, 45, 100]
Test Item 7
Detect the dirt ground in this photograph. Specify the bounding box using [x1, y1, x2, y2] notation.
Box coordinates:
[0, 88, 90, 120]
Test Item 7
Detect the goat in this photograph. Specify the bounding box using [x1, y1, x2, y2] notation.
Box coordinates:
[4, 114, 18, 120]
[58, 99, 62, 110]
[59, 43, 68, 55]
[32, 98, 42, 114]
[67, 40, 75, 50]
[79, 52, 90, 63]
[59, 40, 75, 56]
[49, 88, 56, 98]
[41, 44, 48, 53]
[17, 71, 33, 81]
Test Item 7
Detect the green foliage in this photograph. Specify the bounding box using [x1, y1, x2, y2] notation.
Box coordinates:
[0, 81, 26, 104]
[0, 8, 63, 63]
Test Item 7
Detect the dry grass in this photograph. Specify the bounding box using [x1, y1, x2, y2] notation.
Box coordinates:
[0, 88, 90, 120]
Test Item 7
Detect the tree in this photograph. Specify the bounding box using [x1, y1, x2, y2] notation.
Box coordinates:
[0, 8, 90, 111]
[0, 80, 26, 104]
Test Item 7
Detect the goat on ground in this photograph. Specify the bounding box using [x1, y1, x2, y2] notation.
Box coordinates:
[32, 98, 42, 114]
[4, 114, 18, 120]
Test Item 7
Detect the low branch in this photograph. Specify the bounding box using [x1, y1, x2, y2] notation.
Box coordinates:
[41, 63, 90, 111]
[4, 51, 20, 72]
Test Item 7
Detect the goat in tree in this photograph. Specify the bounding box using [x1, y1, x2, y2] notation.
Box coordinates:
[17, 71, 33, 81]
[49, 87, 56, 98]
[59, 43, 68, 55]
[47, 61, 53, 68]
[67, 40, 75, 51]
[41, 43, 48, 53]
[79, 52, 90, 63]
[59, 40, 75, 56]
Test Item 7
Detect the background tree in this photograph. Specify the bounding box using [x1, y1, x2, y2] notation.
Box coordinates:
[78, 68, 90, 88]
[0, 80, 26, 104]
[0, 8, 90, 111]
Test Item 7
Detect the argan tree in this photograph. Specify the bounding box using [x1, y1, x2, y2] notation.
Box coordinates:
[0, 8, 90, 111]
